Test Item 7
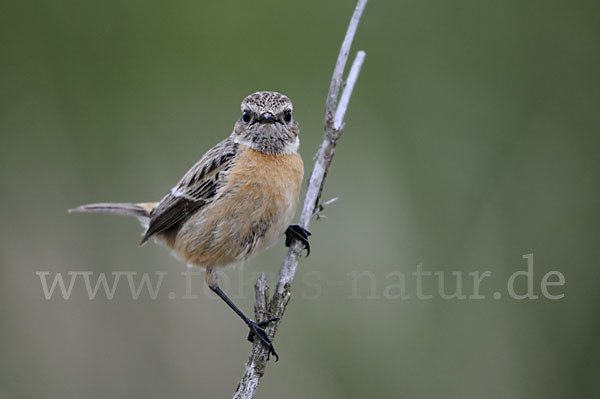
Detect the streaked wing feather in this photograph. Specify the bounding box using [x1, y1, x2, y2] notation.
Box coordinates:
[140, 138, 238, 244]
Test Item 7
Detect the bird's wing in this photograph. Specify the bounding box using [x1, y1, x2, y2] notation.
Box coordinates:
[140, 137, 239, 244]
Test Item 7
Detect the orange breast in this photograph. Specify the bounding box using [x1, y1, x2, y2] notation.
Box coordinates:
[174, 146, 303, 268]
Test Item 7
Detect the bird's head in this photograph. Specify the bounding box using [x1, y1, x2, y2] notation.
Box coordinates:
[232, 91, 299, 154]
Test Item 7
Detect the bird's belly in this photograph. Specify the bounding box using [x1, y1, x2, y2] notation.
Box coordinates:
[174, 148, 303, 268]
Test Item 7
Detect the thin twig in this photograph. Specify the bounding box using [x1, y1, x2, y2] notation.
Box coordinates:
[232, 274, 269, 396]
[334, 51, 366, 131]
[233, 1, 367, 397]
[325, 0, 369, 128]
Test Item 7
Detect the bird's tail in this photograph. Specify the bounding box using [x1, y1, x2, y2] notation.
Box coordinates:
[69, 202, 157, 228]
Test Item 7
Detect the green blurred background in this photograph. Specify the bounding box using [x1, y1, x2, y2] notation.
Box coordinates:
[1, 0, 599, 398]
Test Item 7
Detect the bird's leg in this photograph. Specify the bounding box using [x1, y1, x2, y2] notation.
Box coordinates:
[205, 267, 279, 360]
[285, 224, 312, 256]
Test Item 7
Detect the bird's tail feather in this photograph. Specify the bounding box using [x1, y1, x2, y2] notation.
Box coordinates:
[69, 202, 157, 227]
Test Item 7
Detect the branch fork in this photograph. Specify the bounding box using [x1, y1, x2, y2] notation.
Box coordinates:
[233, 1, 368, 397]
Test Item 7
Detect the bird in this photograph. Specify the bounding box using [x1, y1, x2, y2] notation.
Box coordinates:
[70, 91, 311, 359]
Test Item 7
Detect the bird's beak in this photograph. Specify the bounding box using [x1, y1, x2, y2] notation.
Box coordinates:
[259, 112, 275, 124]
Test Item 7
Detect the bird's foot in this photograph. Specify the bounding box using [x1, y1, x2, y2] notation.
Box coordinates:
[285, 224, 312, 256]
[247, 317, 280, 361]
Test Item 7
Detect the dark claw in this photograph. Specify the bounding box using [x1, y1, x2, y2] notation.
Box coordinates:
[257, 316, 280, 328]
[285, 224, 312, 256]
[247, 318, 279, 361]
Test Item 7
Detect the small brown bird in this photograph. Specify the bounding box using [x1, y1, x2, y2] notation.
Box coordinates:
[70, 91, 311, 359]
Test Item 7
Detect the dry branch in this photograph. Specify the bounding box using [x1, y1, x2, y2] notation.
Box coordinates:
[233, 1, 368, 397]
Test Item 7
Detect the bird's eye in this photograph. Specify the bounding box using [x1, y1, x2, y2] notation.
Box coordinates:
[242, 111, 251, 123]
[283, 110, 292, 123]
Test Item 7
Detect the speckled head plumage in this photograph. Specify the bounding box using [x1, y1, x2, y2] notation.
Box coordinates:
[232, 91, 299, 155]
